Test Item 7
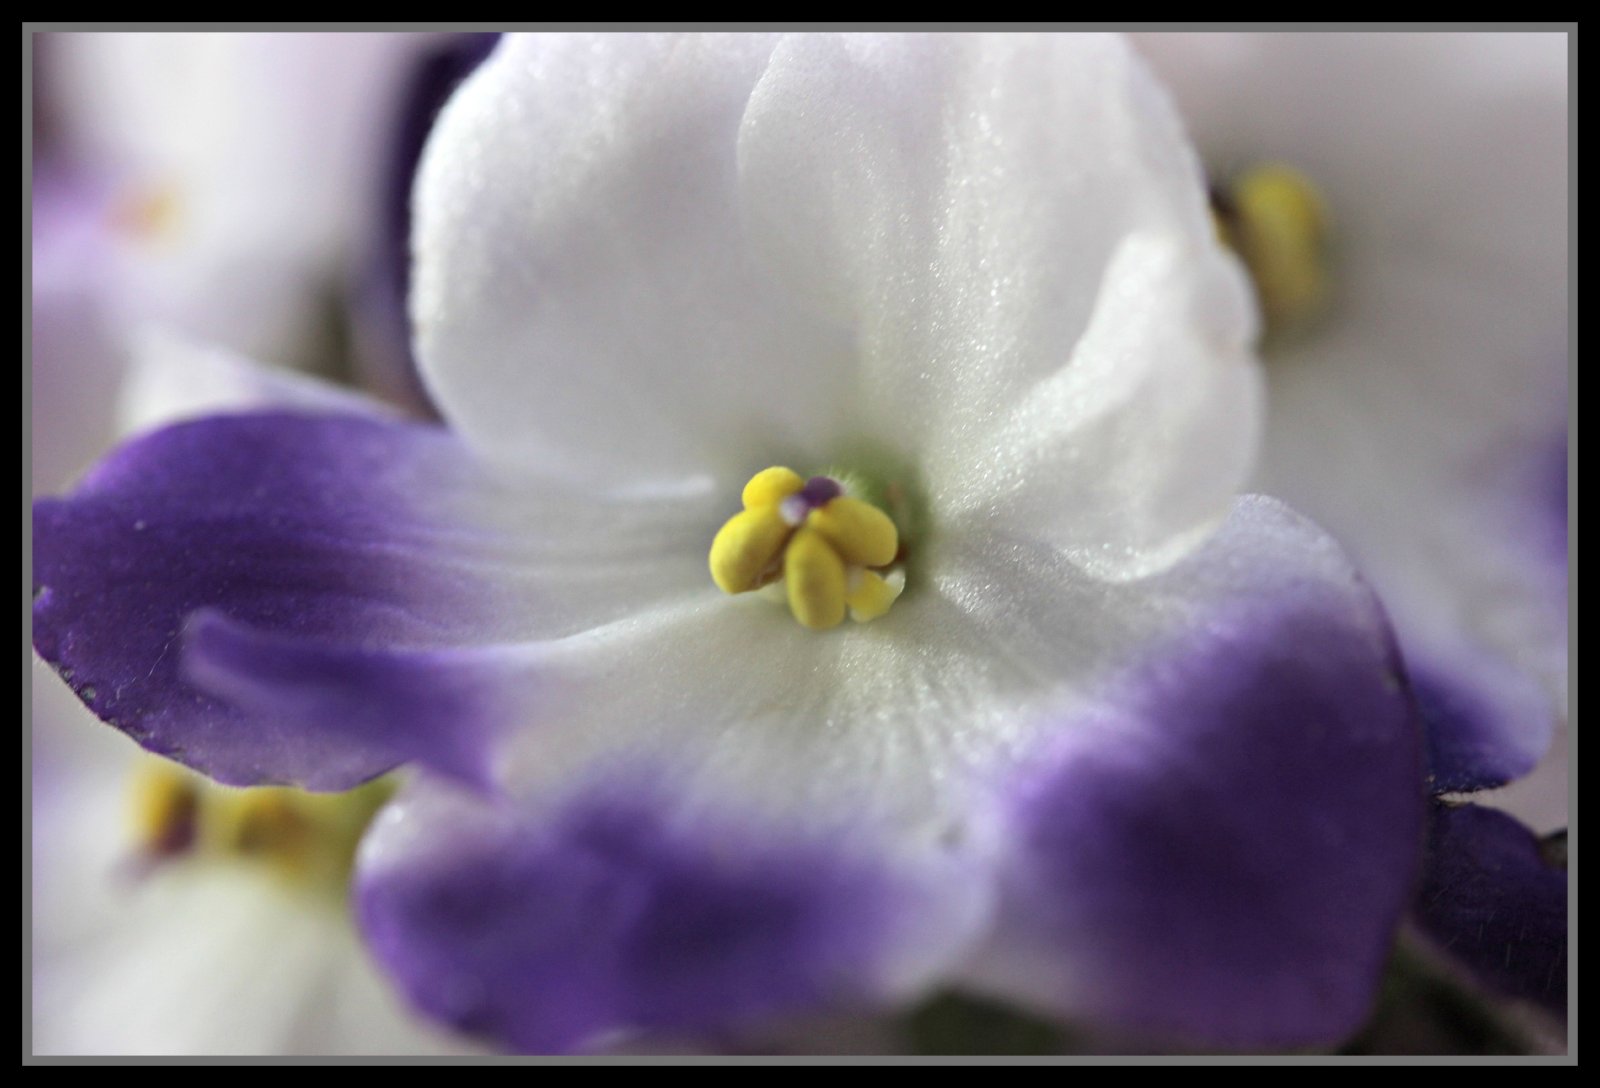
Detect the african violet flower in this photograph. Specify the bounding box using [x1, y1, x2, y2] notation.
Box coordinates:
[1133, 32, 1569, 1015]
[34, 34, 1425, 1052]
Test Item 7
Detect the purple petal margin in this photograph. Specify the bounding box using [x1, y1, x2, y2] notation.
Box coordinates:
[1412, 661, 1552, 795]
[1413, 802, 1567, 1015]
[979, 532, 1424, 1047]
[357, 783, 911, 1053]
[32, 411, 511, 790]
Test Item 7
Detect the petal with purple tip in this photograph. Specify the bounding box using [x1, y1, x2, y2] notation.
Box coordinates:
[357, 774, 986, 1053]
[966, 509, 1424, 1048]
[32, 412, 517, 788]
[1413, 802, 1567, 1015]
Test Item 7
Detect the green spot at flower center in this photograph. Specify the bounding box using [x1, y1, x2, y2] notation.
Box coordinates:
[709, 466, 907, 630]
[128, 760, 395, 893]
[1211, 163, 1332, 340]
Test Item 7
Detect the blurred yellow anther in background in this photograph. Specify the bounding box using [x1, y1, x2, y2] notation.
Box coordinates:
[129, 762, 200, 854]
[125, 761, 395, 890]
[1215, 163, 1331, 336]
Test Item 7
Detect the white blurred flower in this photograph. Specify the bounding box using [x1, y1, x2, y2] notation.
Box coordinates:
[1135, 32, 1569, 815]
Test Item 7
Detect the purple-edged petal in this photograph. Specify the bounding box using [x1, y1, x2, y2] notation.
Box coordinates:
[1411, 658, 1554, 795]
[33, 411, 532, 790]
[1413, 803, 1567, 1015]
[965, 500, 1424, 1048]
[357, 774, 986, 1053]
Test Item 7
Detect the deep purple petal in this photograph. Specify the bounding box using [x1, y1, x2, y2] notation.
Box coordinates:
[977, 568, 1424, 1047]
[32, 411, 518, 790]
[357, 779, 933, 1053]
[355, 33, 498, 417]
[1413, 660, 1551, 794]
[1413, 802, 1567, 1015]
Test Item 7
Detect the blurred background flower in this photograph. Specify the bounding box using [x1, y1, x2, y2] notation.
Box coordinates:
[29, 30, 495, 1056]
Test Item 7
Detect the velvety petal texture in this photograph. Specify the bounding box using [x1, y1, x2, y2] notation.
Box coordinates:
[33, 413, 525, 789]
[414, 34, 1259, 582]
[964, 497, 1423, 1047]
[355, 33, 500, 415]
[358, 774, 984, 1053]
[413, 33, 852, 487]
[739, 34, 1259, 578]
[1413, 803, 1567, 1015]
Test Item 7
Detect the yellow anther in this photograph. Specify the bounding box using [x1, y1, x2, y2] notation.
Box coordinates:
[213, 789, 313, 861]
[128, 762, 200, 853]
[710, 505, 794, 594]
[712, 467, 906, 629]
[1218, 163, 1331, 334]
[785, 527, 848, 629]
[122, 758, 395, 888]
[845, 568, 905, 623]
[741, 466, 805, 510]
[810, 496, 899, 568]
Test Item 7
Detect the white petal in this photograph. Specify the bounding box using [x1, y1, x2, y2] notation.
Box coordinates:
[412, 33, 854, 487]
[738, 33, 1258, 576]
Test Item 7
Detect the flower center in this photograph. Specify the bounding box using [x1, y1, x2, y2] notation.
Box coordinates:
[1211, 163, 1332, 339]
[709, 466, 905, 630]
[128, 760, 394, 892]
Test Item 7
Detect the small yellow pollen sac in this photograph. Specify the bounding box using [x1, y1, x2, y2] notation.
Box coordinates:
[710, 505, 794, 594]
[128, 763, 200, 854]
[712, 466, 906, 629]
[845, 569, 906, 623]
[1224, 163, 1331, 333]
[810, 497, 899, 568]
[785, 527, 848, 629]
[741, 466, 805, 510]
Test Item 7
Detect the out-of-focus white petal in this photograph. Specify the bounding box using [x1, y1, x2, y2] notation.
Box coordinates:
[30, 670, 474, 1056]
[117, 329, 396, 438]
[1136, 30, 1569, 787]
[48, 32, 436, 367]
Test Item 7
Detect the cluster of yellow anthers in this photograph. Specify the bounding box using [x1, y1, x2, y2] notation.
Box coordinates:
[710, 466, 905, 630]
[1213, 162, 1331, 335]
[129, 760, 392, 886]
